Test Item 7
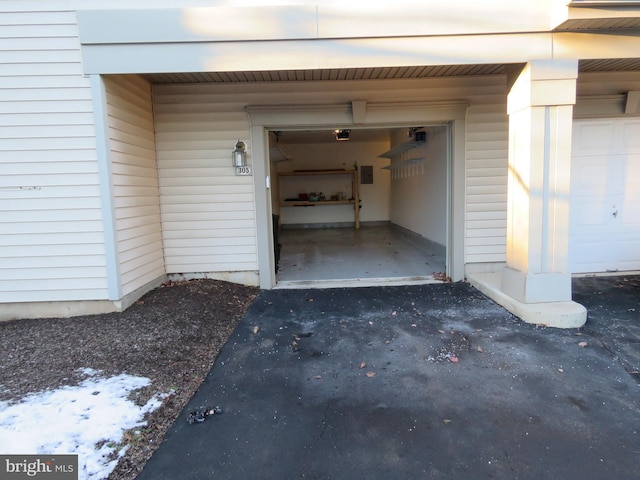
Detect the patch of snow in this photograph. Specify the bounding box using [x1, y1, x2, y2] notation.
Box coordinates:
[78, 367, 101, 377]
[0, 370, 164, 480]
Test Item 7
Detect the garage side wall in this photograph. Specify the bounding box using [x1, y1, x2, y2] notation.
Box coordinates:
[0, 8, 109, 305]
[389, 126, 448, 247]
[104, 75, 166, 297]
[153, 85, 259, 283]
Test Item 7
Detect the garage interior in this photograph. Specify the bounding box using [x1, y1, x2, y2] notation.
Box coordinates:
[268, 125, 449, 286]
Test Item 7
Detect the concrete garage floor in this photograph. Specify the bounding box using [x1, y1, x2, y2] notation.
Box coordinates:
[276, 224, 446, 286]
[137, 276, 640, 480]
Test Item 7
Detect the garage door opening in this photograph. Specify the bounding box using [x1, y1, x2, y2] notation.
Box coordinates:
[268, 125, 450, 286]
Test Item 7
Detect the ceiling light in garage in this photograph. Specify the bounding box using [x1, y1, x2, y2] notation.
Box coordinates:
[334, 129, 351, 141]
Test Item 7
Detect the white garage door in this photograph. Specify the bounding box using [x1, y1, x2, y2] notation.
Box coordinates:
[570, 118, 640, 274]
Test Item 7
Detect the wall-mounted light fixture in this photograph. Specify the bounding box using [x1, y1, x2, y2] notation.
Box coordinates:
[334, 129, 351, 141]
[232, 140, 247, 167]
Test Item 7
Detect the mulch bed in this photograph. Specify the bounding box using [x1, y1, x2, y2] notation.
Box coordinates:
[0, 279, 259, 480]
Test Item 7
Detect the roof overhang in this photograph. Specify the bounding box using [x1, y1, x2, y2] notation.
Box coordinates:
[76, 3, 640, 79]
[140, 59, 640, 85]
[553, 0, 640, 31]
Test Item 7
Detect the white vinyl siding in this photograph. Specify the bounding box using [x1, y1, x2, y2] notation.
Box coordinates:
[465, 100, 509, 264]
[153, 86, 258, 274]
[0, 9, 108, 303]
[577, 71, 640, 98]
[154, 77, 509, 272]
[104, 75, 165, 296]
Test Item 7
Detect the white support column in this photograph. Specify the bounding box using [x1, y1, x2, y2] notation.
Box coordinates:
[502, 60, 578, 305]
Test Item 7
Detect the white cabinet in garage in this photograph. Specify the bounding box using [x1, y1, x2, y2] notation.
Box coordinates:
[570, 118, 640, 273]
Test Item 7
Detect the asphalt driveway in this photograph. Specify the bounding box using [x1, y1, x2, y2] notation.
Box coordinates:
[137, 276, 640, 480]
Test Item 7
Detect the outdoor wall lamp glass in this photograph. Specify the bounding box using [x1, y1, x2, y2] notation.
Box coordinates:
[232, 140, 247, 167]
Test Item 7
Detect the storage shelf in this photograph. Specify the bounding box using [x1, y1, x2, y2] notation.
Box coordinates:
[269, 147, 292, 163]
[280, 200, 353, 207]
[277, 169, 359, 229]
[278, 169, 355, 176]
[381, 158, 424, 170]
[378, 141, 425, 159]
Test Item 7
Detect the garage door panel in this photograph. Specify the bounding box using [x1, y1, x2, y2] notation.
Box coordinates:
[572, 122, 616, 156]
[570, 195, 611, 232]
[571, 156, 611, 194]
[569, 236, 611, 273]
[621, 121, 640, 154]
[613, 236, 640, 271]
[619, 193, 640, 228]
[623, 154, 640, 193]
[571, 118, 640, 274]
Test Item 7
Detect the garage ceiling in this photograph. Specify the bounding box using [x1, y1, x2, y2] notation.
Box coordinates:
[270, 126, 442, 145]
[272, 129, 392, 145]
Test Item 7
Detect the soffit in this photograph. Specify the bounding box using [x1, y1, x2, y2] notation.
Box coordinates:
[556, 17, 640, 30]
[555, 1, 640, 31]
[142, 64, 507, 84]
[143, 60, 639, 85]
[580, 58, 640, 71]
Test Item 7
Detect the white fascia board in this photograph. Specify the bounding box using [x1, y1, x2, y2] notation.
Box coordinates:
[76, 2, 553, 46]
[316, 1, 552, 38]
[76, 6, 318, 44]
[553, 31, 640, 60]
[79, 33, 554, 75]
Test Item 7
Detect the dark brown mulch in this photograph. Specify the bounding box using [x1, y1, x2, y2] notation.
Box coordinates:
[0, 279, 259, 480]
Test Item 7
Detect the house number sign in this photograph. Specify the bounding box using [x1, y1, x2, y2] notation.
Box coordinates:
[235, 166, 252, 176]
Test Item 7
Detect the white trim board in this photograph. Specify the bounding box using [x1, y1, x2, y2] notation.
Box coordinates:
[90, 74, 121, 300]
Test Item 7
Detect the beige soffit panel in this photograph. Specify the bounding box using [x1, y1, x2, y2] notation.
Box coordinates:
[580, 58, 640, 71]
[141, 58, 640, 86]
[554, 0, 640, 31]
[143, 65, 507, 84]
